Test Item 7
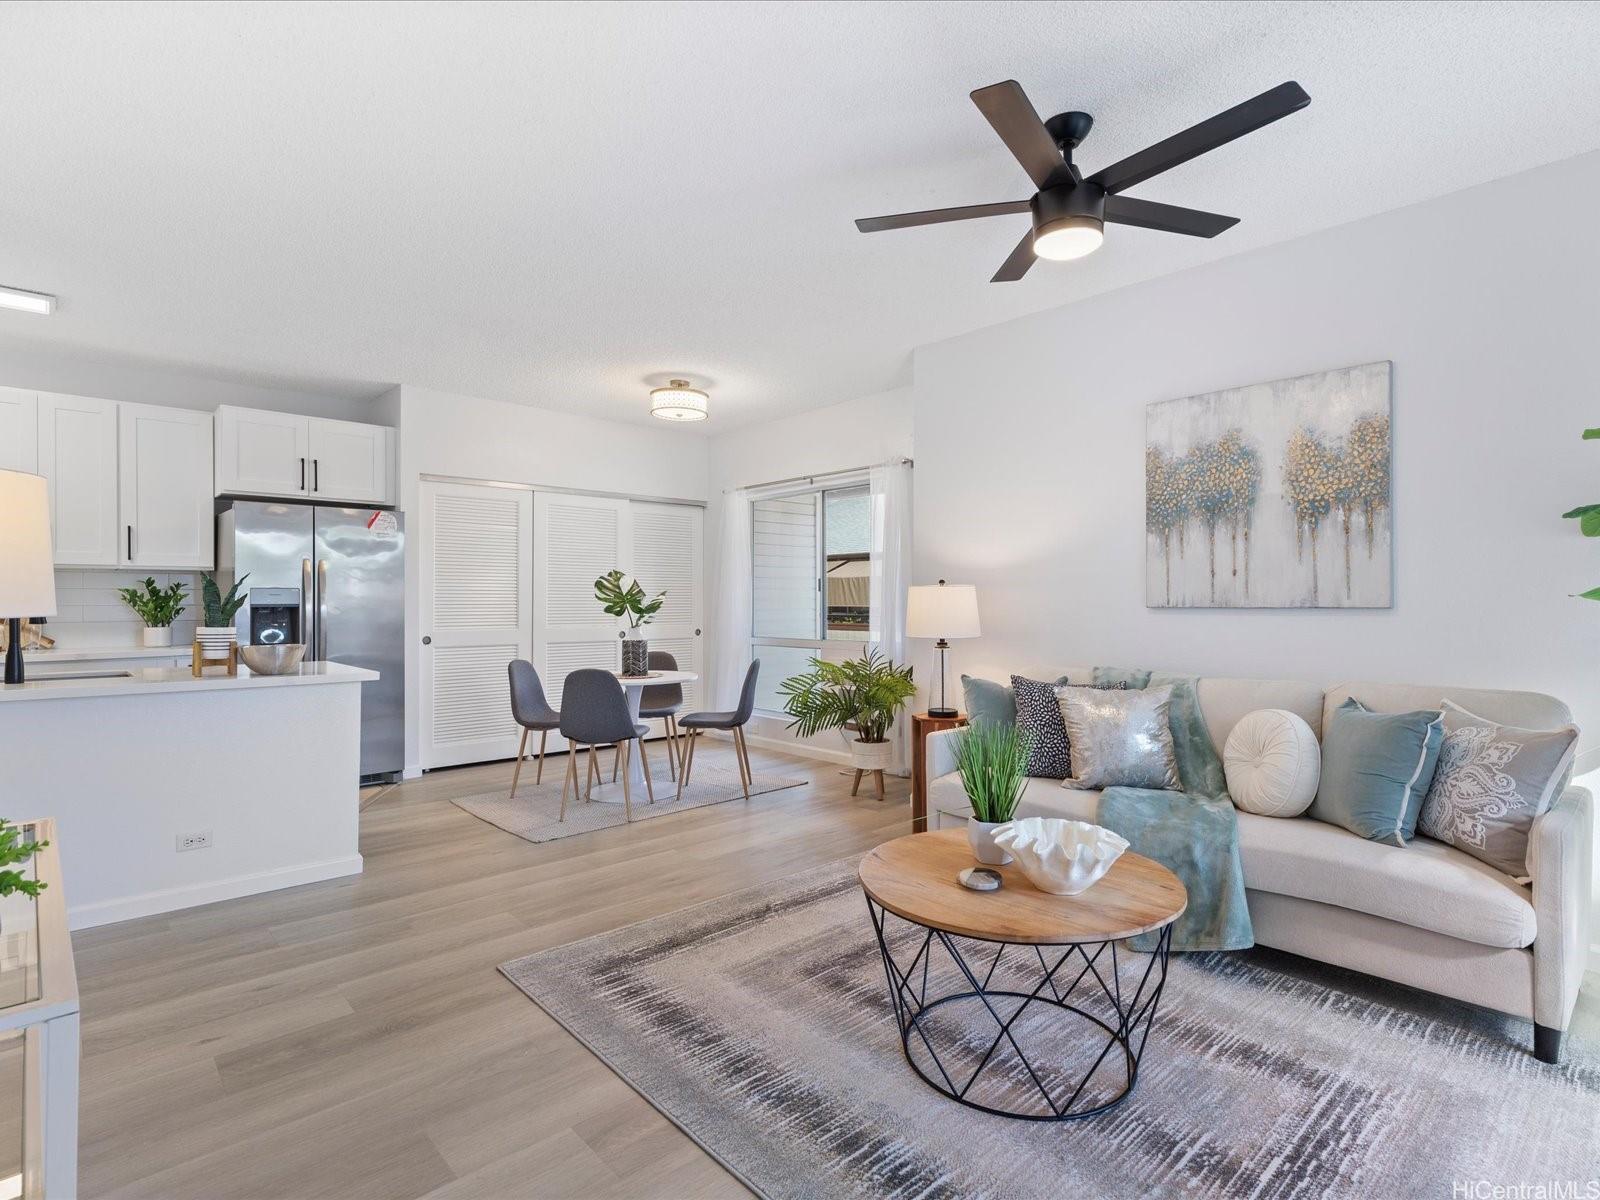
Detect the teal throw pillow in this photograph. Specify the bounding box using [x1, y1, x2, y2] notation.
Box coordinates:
[961, 675, 1015, 729]
[1311, 698, 1445, 846]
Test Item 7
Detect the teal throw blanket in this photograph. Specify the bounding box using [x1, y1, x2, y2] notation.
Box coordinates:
[1091, 667, 1254, 952]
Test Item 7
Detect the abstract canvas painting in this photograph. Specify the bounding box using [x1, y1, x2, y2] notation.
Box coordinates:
[1146, 361, 1393, 608]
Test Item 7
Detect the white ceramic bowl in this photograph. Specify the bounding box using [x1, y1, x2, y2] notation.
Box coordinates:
[239, 643, 307, 675]
[991, 817, 1129, 896]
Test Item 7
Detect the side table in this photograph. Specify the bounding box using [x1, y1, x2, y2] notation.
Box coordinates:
[911, 711, 966, 831]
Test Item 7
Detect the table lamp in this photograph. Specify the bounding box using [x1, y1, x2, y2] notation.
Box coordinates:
[906, 580, 980, 718]
[0, 470, 57, 685]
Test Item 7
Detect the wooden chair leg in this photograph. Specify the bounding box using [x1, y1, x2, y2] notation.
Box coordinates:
[851, 769, 863, 797]
[638, 737, 655, 804]
[509, 728, 528, 798]
[664, 717, 677, 782]
[620, 741, 634, 822]
[738, 726, 754, 785]
[587, 745, 598, 800]
[612, 745, 620, 783]
[873, 769, 885, 800]
[679, 731, 697, 797]
[559, 749, 574, 821]
[735, 728, 750, 800]
[535, 729, 548, 784]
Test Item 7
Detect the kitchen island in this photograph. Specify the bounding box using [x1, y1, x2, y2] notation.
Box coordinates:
[0, 662, 374, 929]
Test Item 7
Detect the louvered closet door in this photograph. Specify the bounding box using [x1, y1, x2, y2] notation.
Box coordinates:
[533, 492, 628, 751]
[419, 481, 533, 768]
[630, 502, 704, 716]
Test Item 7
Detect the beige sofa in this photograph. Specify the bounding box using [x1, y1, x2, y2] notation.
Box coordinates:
[926, 671, 1593, 1063]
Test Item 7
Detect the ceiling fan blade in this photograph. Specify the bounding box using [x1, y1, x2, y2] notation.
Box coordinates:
[970, 80, 1074, 191]
[1087, 81, 1310, 195]
[855, 199, 1031, 233]
[990, 229, 1036, 282]
[1103, 195, 1239, 238]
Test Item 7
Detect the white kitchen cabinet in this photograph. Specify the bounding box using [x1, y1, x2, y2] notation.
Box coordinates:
[37, 393, 120, 566]
[214, 405, 310, 497]
[0, 387, 38, 472]
[308, 417, 392, 504]
[118, 403, 214, 569]
[214, 406, 394, 504]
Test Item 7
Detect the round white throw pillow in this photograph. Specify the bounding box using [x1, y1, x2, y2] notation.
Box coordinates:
[1224, 709, 1321, 817]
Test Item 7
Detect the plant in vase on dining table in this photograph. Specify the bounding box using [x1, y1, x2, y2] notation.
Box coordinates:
[953, 720, 1030, 865]
[594, 570, 666, 677]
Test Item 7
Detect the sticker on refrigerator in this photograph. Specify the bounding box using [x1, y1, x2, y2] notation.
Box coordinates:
[367, 511, 399, 538]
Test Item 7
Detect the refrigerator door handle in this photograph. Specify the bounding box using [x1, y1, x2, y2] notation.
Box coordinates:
[301, 558, 314, 652]
[316, 558, 330, 660]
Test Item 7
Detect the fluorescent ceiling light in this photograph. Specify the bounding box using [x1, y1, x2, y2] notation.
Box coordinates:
[0, 285, 56, 315]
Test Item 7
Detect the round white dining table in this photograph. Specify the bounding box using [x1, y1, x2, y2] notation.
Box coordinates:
[582, 668, 699, 804]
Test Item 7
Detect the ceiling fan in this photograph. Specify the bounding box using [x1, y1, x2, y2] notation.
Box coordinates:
[855, 79, 1310, 281]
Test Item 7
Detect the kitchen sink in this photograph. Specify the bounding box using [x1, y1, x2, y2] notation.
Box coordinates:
[31, 669, 135, 681]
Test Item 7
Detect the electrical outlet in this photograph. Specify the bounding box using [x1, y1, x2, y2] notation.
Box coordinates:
[176, 830, 212, 852]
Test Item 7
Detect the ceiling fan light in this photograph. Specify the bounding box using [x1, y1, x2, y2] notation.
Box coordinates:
[650, 379, 709, 422]
[1033, 216, 1104, 261]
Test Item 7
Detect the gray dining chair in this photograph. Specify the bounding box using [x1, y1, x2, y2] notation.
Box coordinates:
[559, 668, 655, 823]
[507, 660, 560, 798]
[677, 659, 760, 803]
[637, 649, 685, 780]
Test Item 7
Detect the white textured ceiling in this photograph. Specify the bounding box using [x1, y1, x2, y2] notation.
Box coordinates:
[2, 0, 1599, 430]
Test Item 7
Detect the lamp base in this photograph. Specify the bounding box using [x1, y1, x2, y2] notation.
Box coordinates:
[4, 618, 22, 686]
[927, 706, 959, 718]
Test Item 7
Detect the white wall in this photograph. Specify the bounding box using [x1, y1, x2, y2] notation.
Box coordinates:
[913, 149, 1600, 770]
[0, 343, 379, 421]
[394, 384, 712, 774]
[706, 387, 914, 756]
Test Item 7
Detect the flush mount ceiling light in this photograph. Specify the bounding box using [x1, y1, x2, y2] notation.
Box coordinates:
[650, 379, 709, 422]
[855, 78, 1310, 281]
[0, 285, 56, 316]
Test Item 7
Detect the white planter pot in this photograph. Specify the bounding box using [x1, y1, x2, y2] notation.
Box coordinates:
[847, 736, 894, 772]
[141, 626, 174, 648]
[195, 626, 238, 654]
[967, 817, 1014, 865]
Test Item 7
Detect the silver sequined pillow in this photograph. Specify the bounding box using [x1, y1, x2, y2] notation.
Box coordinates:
[1058, 684, 1180, 791]
[1417, 700, 1578, 878]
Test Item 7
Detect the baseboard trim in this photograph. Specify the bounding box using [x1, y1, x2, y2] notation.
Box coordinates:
[742, 731, 854, 766]
[67, 855, 365, 931]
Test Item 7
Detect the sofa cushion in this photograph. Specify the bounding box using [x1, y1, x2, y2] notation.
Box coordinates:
[927, 771, 1537, 949]
[1236, 811, 1536, 949]
[1224, 708, 1321, 817]
[1311, 698, 1443, 846]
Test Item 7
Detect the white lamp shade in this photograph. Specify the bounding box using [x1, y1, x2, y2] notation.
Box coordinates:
[0, 471, 57, 617]
[905, 583, 979, 639]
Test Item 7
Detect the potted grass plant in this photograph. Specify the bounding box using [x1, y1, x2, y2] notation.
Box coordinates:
[196, 572, 250, 657]
[954, 720, 1031, 865]
[0, 819, 48, 939]
[117, 577, 188, 647]
[779, 648, 916, 774]
[593, 570, 667, 676]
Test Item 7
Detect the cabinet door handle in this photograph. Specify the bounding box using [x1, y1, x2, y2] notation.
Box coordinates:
[300, 457, 306, 491]
[313, 459, 319, 492]
[127, 525, 133, 560]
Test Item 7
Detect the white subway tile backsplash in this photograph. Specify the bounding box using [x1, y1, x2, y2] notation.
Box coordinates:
[44, 568, 203, 651]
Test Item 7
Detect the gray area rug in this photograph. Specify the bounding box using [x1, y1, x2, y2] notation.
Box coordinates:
[501, 857, 1600, 1199]
[453, 754, 805, 843]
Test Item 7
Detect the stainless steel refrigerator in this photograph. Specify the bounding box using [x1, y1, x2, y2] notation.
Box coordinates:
[217, 501, 405, 781]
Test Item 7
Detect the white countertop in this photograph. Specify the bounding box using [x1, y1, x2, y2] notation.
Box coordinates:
[0, 660, 378, 703]
[23, 645, 191, 663]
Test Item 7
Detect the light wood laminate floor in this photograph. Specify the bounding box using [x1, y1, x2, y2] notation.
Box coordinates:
[71, 740, 910, 1200]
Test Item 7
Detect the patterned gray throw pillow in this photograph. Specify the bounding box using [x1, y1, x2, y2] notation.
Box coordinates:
[1058, 684, 1181, 791]
[1009, 675, 1071, 778]
[1417, 700, 1578, 878]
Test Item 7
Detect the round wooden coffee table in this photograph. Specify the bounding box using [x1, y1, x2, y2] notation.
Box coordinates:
[859, 828, 1187, 1121]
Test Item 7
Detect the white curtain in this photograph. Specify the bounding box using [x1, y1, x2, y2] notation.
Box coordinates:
[868, 460, 913, 774]
[709, 489, 754, 709]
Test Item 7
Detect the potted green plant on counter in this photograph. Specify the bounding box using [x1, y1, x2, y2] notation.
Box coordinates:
[954, 721, 1030, 865]
[196, 572, 250, 658]
[117, 577, 187, 647]
[779, 648, 916, 779]
[593, 570, 666, 677]
[0, 819, 48, 939]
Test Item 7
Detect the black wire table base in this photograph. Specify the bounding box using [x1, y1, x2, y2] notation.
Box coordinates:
[866, 893, 1173, 1121]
